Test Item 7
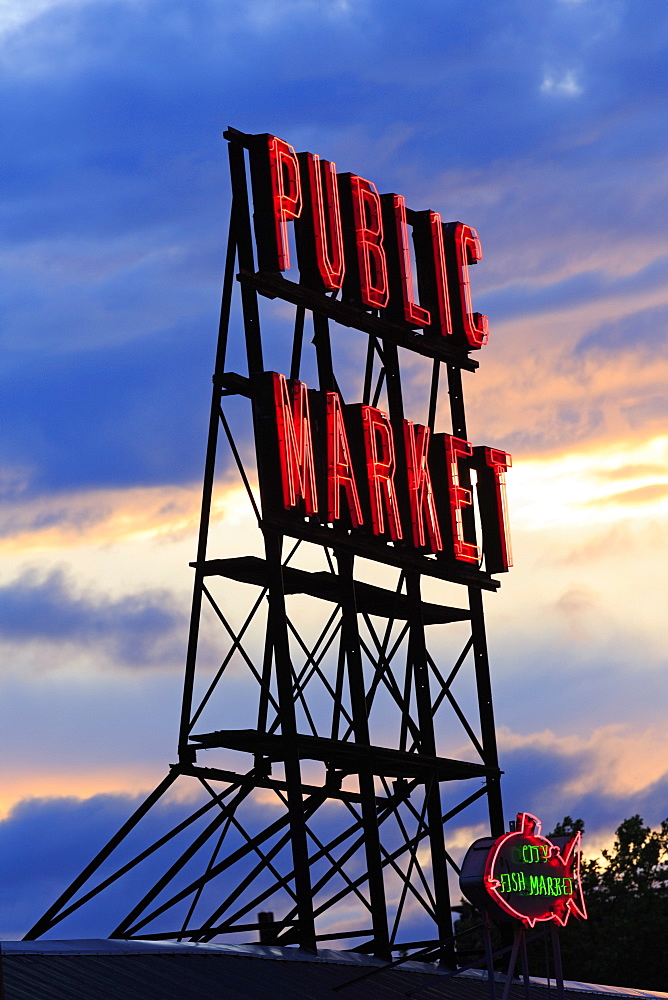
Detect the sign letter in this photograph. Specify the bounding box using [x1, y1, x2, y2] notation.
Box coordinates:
[412, 210, 453, 339]
[403, 420, 442, 551]
[443, 221, 489, 349]
[326, 393, 364, 527]
[339, 174, 389, 309]
[444, 435, 479, 563]
[360, 407, 403, 540]
[474, 446, 512, 572]
[381, 194, 431, 328]
[296, 152, 345, 291]
[250, 134, 302, 272]
[272, 373, 318, 515]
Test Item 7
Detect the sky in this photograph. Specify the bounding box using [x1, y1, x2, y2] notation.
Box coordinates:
[1, 0, 668, 941]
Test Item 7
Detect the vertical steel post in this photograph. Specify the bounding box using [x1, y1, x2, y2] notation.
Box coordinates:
[263, 530, 317, 952]
[551, 923, 565, 1000]
[337, 552, 391, 959]
[406, 572, 456, 967]
[446, 362, 504, 836]
[177, 186, 238, 760]
[469, 587, 504, 835]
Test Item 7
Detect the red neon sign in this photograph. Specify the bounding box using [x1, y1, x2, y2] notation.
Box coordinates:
[271, 373, 318, 515]
[260, 372, 511, 573]
[360, 405, 403, 540]
[265, 136, 302, 272]
[474, 446, 512, 573]
[382, 194, 431, 328]
[403, 421, 442, 552]
[250, 133, 489, 349]
[460, 812, 587, 928]
[443, 434, 479, 565]
[412, 209, 453, 339]
[296, 152, 345, 291]
[443, 221, 489, 349]
[326, 392, 364, 528]
[340, 173, 390, 309]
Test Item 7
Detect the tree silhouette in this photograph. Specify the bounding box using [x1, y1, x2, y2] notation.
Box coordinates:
[552, 814, 668, 990]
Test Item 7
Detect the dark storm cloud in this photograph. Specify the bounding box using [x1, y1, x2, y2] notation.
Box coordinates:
[0, 569, 187, 666]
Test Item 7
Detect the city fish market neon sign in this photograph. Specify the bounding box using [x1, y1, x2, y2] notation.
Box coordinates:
[460, 813, 587, 928]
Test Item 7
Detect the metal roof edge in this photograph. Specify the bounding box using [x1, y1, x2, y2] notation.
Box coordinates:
[3, 940, 667, 998]
[461, 969, 668, 1000]
[0, 940, 390, 968]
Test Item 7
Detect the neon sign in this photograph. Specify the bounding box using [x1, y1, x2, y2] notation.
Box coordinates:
[256, 372, 512, 573]
[248, 132, 489, 349]
[459, 812, 587, 928]
[242, 129, 514, 581]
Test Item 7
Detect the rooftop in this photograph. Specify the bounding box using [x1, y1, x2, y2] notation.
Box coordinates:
[1, 941, 666, 1000]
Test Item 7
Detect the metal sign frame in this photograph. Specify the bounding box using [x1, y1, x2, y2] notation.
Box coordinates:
[25, 127, 508, 965]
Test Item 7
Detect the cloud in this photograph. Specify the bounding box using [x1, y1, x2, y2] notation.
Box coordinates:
[0, 483, 201, 547]
[0, 0, 92, 39]
[2, 723, 667, 941]
[0, 662, 204, 818]
[576, 300, 668, 356]
[464, 321, 668, 458]
[0, 783, 383, 941]
[587, 483, 668, 506]
[1, 0, 667, 490]
[0, 790, 196, 938]
[497, 724, 668, 851]
[0, 568, 187, 667]
[1, 0, 667, 944]
[505, 436, 668, 528]
[0, 324, 221, 494]
[541, 69, 583, 97]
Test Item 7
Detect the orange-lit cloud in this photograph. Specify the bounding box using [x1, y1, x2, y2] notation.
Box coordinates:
[497, 723, 668, 854]
[0, 484, 201, 554]
[507, 435, 668, 527]
[0, 767, 162, 822]
[587, 483, 668, 506]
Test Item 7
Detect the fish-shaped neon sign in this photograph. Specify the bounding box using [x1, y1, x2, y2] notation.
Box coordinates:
[460, 812, 587, 928]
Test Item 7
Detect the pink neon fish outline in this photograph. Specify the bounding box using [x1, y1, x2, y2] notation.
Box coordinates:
[483, 812, 587, 928]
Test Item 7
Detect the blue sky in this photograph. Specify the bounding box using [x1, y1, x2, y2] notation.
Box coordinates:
[1, 0, 668, 940]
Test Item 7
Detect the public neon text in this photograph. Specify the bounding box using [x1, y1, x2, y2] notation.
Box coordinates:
[250, 134, 488, 349]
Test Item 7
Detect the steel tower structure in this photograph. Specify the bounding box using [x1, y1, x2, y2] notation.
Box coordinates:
[26, 128, 507, 964]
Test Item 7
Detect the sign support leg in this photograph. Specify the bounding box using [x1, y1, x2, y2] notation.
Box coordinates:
[551, 923, 565, 1000]
[519, 926, 531, 1000]
[483, 911, 497, 1000]
[501, 927, 522, 1000]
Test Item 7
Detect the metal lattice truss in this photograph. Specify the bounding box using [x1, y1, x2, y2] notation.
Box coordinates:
[26, 128, 505, 963]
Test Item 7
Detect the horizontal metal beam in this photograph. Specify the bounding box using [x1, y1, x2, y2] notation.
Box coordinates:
[180, 764, 374, 805]
[198, 556, 471, 625]
[237, 271, 479, 372]
[259, 515, 500, 591]
[189, 730, 500, 782]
